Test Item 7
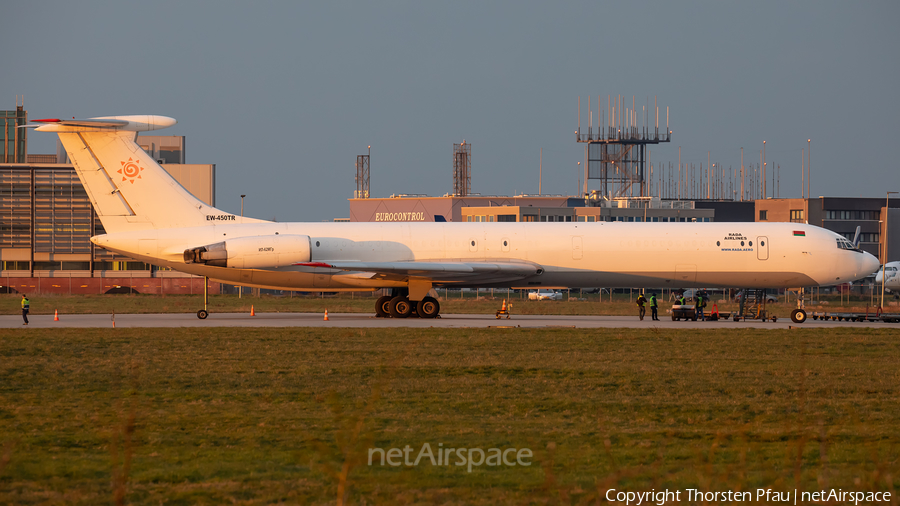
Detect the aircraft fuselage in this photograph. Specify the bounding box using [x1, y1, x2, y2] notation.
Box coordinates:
[93, 220, 875, 291]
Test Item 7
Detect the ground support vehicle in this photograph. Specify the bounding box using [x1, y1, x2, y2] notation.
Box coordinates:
[671, 304, 697, 321]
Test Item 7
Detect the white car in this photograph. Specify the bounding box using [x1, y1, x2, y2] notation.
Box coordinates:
[734, 291, 778, 303]
[529, 289, 562, 301]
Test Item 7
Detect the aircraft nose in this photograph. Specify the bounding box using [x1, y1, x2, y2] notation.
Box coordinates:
[861, 251, 880, 277]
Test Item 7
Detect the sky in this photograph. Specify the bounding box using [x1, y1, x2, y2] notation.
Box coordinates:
[4, 1, 899, 221]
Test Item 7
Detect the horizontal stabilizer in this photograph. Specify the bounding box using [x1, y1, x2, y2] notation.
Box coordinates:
[30, 115, 176, 132]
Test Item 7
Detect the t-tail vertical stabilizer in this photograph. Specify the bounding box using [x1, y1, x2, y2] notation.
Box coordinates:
[31, 116, 264, 233]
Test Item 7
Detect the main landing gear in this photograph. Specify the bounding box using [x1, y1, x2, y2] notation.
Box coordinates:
[375, 289, 441, 319]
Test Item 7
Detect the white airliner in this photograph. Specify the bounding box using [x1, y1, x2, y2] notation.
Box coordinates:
[31, 115, 879, 323]
[875, 261, 900, 291]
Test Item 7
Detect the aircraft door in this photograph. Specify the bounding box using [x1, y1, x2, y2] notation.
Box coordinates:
[757, 236, 768, 260]
[572, 236, 583, 260]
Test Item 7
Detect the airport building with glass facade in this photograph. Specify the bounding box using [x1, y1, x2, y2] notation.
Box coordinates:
[0, 116, 217, 294]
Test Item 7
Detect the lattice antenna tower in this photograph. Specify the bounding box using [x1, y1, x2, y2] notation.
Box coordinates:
[355, 146, 370, 198]
[577, 95, 671, 198]
[453, 141, 471, 197]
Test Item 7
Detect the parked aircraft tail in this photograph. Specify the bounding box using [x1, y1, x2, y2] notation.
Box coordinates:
[29, 116, 262, 233]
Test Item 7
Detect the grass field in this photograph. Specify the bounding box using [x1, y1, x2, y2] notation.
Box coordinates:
[1, 326, 899, 504]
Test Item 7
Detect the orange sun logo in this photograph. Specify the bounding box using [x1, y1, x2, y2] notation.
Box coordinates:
[118, 157, 145, 184]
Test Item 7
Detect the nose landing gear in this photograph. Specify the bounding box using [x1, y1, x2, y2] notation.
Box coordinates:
[790, 287, 807, 323]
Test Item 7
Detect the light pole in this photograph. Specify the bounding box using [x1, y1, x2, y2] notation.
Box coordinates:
[882, 191, 898, 310]
[763, 141, 766, 199]
[239, 194, 246, 298]
[807, 139, 811, 200]
[577, 161, 581, 196]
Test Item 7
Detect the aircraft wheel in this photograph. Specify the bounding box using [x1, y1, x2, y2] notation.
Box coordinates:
[375, 295, 392, 318]
[790, 309, 807, 324]
[417, 297, 440, 319]
[197, 309, 209, 320]
[389, 296, 413, 318]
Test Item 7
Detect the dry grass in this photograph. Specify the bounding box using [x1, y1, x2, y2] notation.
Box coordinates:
[0, 327, 898, 504]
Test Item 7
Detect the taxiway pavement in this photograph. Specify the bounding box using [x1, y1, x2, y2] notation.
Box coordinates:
[2, 312, 897, 329]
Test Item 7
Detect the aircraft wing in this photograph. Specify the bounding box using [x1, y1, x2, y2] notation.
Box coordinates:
[297, 260, 541, 284]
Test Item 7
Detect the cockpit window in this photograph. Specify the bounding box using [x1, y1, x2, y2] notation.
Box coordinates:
[836, 238, 856, 250]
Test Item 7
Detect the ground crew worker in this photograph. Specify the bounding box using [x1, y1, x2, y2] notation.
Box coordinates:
[649, 293, 659, 321]
[676, 292, 686, 306]
[21, 294, 29, 325]
[636, 293, 647, 321]
[696, 291, 706, 321]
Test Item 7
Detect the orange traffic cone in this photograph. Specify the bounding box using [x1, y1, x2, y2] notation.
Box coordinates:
[250, 305, 255, 316]
[54, 309, 59, 321]
[501, 299, 507, 311]
[324, 309, 329, 321]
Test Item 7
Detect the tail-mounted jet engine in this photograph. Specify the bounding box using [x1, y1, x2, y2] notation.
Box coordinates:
[184, 234, 311, 269]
